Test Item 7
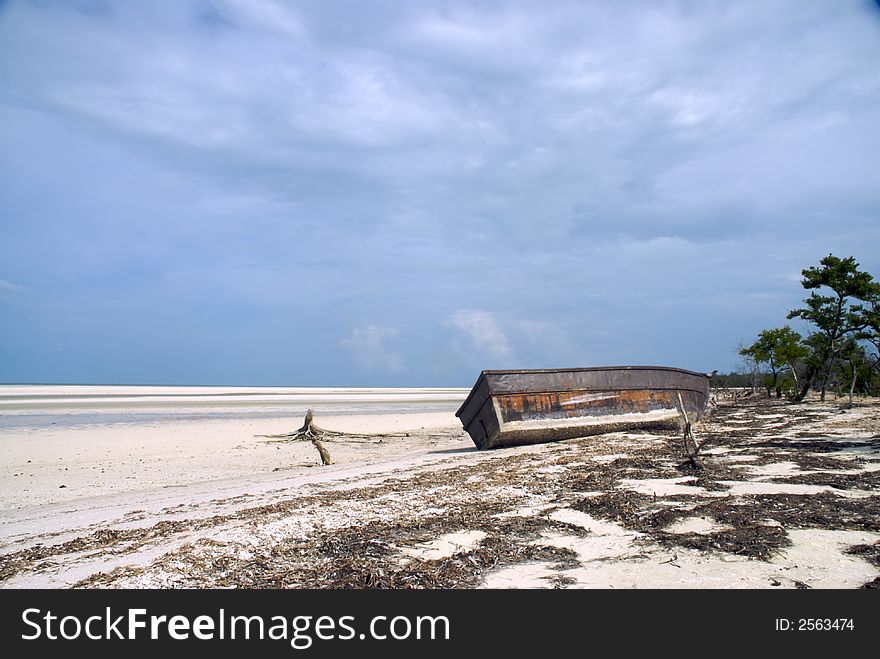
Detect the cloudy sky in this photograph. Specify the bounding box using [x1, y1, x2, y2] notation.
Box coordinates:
[1, 1, 879, 386]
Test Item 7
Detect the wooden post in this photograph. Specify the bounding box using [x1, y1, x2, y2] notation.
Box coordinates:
[312, 438, 332, 466]
[677, 392, 702, 469]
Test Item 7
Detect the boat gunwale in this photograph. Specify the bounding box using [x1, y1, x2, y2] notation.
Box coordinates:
[455, 365, 710, 420]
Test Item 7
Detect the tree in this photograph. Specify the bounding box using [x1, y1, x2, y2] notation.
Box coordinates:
[837, 337, 872, 407]
[735, 345, 761, 394]
[786, 255, 877, 401]
[738, 326, 806, 398]
[856, 298, 880, 377]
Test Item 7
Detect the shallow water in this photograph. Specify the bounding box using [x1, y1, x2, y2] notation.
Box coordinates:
[0, 385, 468, 431]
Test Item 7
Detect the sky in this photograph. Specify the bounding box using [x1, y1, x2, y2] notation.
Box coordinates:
[1, 0, 879, 387]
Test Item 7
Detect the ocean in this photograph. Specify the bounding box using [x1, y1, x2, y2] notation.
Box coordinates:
[0, 385, 469, 431]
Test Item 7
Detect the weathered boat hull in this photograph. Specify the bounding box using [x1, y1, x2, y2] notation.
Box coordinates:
[456, 366, 710, 450]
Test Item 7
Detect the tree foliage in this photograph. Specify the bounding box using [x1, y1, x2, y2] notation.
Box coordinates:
[857, 299, 880, 371]
[837, 337, 874, 406]
[738, 254, 880, 403]
[738, 326, 805, 397]
[786, 254, 879, 400]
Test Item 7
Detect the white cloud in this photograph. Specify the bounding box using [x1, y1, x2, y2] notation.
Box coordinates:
[0, 279, 27, 300]
[447, 310, 513, 360]
[649, 85, 748, 127]
[212, 0, 304, 38]
[0, 278, 26, 293]
[0, 278, 26, 304]
[340, 326, 404, 372]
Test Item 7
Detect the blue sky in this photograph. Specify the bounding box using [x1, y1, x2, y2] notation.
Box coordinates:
[1, 0, 879, 386]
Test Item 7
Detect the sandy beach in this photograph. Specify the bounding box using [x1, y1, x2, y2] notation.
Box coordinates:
[0, 386, 467, 509]
[1, 386, 879, 589]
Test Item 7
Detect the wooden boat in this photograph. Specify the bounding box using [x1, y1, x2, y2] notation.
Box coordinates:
[455, 365, 710, 449]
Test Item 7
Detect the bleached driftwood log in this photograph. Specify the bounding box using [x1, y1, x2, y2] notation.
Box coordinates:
[256, 409, 425, 466]
[257, 409, 333, 465]
[677, 392, 703, 469]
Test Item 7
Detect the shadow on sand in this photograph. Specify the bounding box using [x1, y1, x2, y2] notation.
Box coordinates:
[427, 446, 478, 455]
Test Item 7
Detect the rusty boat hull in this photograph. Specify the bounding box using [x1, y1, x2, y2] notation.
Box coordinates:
[455, 366, 710, 450]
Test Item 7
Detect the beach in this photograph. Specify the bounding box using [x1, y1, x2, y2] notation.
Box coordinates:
[0, 385, 467, 510]
[1, 386, 879, 589]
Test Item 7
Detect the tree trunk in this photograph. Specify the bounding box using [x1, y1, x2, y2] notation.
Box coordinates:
[820, 350, 841, 402]
[848, 363, 857, 408]
[792, 364, 815, 403]
[789, 363, 799, 389]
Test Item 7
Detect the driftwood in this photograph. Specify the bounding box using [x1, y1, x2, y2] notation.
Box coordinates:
[258, 409, 419, 441]
[677, 392, 703, 469]
[256, 409, 432, 466]
[313, 438, 332, 466]
[257, 409, 332, 465]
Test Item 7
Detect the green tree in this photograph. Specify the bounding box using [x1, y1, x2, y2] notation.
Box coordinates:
[801, 331, 832, 387]
[856, 298, 880, 378]
[837, 337, 873, 406]
[739, 326, 806, 398]
[786, 255, 877, 401]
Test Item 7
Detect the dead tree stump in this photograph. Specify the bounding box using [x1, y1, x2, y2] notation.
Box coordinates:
[256, 409, 434, 466]
[259, 409, 332, 466]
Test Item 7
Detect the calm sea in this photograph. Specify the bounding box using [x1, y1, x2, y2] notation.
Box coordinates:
[0, 386, 468, 431]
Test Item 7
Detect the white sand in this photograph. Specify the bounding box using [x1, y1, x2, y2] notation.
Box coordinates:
[0, 385, 468, 511]
[619, 477, 706, 496]
[664, 516, 732, 535]
[400, 530, 487, 561]
[0, 412, 464, 511]
[484, 528, 880, 589]
[744, 461, 805, 480]
[718, 481, 877, 498]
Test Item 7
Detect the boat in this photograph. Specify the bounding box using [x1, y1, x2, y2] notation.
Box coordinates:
[455, 365, 711, 449]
